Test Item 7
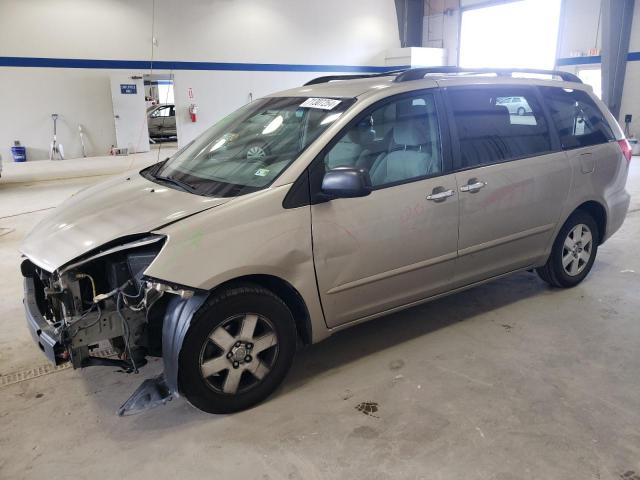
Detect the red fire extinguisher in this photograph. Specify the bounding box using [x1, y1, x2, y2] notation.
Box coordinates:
[189, 103, 198, 123]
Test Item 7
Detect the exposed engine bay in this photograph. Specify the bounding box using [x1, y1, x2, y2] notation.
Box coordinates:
[21, 234, 201, 414]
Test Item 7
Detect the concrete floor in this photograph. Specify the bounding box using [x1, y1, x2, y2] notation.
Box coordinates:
[1, 162, 639, 480]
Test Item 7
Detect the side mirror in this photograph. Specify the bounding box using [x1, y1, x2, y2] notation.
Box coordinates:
[321, 167, 372, 199]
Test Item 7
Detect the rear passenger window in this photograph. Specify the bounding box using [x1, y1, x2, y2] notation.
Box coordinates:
[540, 87, 614, 149]
[449, 88, 552, 168]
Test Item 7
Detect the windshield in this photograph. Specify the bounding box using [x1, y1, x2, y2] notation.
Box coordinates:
[146, 96, 355, 197]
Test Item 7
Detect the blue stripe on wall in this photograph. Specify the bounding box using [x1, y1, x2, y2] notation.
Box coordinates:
[556, 52, 640, 66]
[5, 54, 639, 71]
[556, 55, 602, 66]
[0, 56, 405, 73]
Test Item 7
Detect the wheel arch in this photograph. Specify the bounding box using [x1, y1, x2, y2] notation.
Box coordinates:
[575, 200, 607, 244]
[210, 274, 313, 346]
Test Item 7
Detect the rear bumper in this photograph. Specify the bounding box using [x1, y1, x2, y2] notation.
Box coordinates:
[604, 190, 631, 242]
[23, 277, 65, 365]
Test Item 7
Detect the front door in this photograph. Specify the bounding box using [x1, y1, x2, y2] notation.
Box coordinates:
[310, 92, 459, 327]
[446, 86, 571, 285]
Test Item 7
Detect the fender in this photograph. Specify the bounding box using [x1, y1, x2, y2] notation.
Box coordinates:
[161, 293, 207, 394]
[118, 293, 206, 415]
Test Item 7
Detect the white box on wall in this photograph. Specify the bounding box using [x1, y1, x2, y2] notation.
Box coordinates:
[384, 47, 447, 68]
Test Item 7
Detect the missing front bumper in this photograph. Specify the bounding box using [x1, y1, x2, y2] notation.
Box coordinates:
[23, 276, 65, 365]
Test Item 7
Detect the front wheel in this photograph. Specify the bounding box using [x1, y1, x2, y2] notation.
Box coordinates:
[179, 284, 296, 414]
[536, 210, 599, 288]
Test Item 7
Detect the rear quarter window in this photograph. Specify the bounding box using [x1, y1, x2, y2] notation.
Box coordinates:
[540, 87, 615, 149]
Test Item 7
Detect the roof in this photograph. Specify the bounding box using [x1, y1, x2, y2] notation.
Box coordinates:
[270, 75, 401, 99]
[268, 68, 589, 99]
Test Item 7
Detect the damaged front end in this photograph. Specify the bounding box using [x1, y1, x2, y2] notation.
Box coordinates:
[21, 234, 204, 415]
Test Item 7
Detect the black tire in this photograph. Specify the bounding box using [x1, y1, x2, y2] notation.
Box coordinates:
[536, 210, 599, 288]
[179, 284, 296, 414]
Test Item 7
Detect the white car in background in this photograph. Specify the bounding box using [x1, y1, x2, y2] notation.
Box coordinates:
[497, 96, 532, 115]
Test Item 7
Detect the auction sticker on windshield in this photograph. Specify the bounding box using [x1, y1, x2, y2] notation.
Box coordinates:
[300, 98, 342, 110]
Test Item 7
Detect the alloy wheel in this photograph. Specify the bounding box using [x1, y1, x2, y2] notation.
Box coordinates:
[199, 313, 279, 395]
[562, 223, 593, 276]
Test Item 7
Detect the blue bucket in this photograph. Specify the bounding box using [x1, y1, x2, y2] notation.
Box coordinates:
[11, 146, 26, 162]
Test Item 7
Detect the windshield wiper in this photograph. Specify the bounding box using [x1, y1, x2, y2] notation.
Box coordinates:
[153, 174, 197, 192]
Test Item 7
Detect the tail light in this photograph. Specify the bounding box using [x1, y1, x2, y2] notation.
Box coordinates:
[618, 139, 632, 164]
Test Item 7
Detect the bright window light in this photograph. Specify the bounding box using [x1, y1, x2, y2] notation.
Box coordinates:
[578, 69, 602, 98]
[157, 83, 175, 104]
[459, 0, 562, 70]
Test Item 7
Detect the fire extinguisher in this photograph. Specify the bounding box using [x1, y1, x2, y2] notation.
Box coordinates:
[189, 103, 198, 123]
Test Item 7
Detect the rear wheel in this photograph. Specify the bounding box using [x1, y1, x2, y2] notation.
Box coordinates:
[536, 210, 599, 288]
[179, 284, 296, 414]
[517, 106, 526, 116]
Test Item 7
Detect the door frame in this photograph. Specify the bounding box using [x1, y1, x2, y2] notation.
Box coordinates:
[304, 88, 455, 200]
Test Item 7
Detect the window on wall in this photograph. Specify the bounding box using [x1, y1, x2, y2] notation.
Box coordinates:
[459, 0, 562, 70]
[577, 69, 602, 99]
[157, 82, 175, 104]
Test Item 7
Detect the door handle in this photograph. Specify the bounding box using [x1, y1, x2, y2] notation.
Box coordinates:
[460, 181, 487, 193]
[426, 189, 455, 202]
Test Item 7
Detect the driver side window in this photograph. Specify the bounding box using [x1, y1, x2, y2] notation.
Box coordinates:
[322, 93, 442, 188]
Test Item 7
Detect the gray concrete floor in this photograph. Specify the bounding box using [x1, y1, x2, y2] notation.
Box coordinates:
[1, 164, 640, 480]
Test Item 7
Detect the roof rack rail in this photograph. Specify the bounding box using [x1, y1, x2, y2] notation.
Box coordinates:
[303, 69, 408, 86]
[393, 67, 582, 84]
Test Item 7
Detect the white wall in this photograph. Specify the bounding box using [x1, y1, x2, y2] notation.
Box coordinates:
[556, 0, 602, 58]
[0, 68, 120, 160]
[422, 10, 460, 65]
[0, 0, 400, 161]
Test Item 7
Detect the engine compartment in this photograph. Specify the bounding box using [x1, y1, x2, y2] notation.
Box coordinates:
[21, 236, 170, 370]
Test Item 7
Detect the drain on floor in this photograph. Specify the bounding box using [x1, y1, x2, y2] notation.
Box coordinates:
[0, 347, 117, 389]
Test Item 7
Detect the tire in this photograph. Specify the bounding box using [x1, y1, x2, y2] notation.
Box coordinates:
[536, 210, 599, 288]
[517, 106, 526, 116]
[178, 284, 296, 414]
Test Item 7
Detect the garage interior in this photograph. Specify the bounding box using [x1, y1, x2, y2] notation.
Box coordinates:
[1, 0, 639, 478]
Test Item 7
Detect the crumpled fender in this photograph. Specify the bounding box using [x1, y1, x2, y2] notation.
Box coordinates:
[162, 293, 207, 394]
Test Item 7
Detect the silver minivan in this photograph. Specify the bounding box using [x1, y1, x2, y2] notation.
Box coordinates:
[20, 68, 631, 415]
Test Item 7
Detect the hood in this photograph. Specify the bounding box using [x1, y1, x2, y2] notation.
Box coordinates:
[20, 171, 230, 272]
